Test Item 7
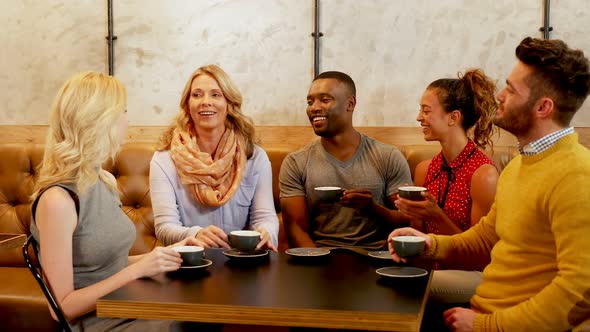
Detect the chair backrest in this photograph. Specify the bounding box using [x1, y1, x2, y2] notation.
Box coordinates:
[22, 235, 72, 332]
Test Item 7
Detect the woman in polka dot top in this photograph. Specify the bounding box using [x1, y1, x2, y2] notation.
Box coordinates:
[393, 69, 500, 305]
[395, 69, 499, 236]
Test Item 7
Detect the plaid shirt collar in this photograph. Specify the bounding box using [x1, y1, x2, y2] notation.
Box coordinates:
[518, 127, 574, 156]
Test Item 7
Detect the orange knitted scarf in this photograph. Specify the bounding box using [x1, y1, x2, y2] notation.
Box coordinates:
[170, 127, 246, 207]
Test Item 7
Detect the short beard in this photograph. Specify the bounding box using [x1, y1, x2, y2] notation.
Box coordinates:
[494, 96, 536, 136]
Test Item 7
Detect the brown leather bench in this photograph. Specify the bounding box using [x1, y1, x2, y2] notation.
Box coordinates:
[0, 139, 518, 331]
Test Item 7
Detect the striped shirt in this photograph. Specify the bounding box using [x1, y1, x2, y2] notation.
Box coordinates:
[518, 127, 575, 156]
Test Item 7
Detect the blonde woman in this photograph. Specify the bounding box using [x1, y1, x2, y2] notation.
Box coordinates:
[31, 72, 205, 331]
[151, 65, 278, 251]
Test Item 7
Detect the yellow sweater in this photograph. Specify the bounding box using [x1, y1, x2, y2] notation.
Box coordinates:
[428, 134, 590, 331]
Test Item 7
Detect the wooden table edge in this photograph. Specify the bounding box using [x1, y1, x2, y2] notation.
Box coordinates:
[97, 300, 422, 332]
[416, 271, 434, 327]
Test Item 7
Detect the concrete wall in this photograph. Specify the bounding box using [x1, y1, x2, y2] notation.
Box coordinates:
[2, 0, 589, 126]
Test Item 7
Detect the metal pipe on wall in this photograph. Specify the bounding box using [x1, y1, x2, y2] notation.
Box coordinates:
[106, 0, 117, 75]
[540, 0, 553, 40]
[311, 0, 323, 77]
[103, 2, 553, 77]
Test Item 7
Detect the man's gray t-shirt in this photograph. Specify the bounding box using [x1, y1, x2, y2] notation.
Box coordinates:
[279, 134, 411, 250]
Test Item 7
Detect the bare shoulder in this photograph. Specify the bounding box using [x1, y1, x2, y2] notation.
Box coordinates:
[36, 186, 78, 228]
[100, 169, 117, 183]
[413, 159, 432, 186]
[473, 164, 499, 182]
[416, 159, 432, 172]
[38, 186, 75, 208]
[471, 164, 499, 191]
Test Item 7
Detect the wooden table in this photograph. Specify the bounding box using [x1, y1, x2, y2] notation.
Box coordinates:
[0, 233, 26, 250]
[98, 249, 432, 331]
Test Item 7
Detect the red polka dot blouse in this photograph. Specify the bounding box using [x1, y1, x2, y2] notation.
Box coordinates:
[423, 140, 497, 234]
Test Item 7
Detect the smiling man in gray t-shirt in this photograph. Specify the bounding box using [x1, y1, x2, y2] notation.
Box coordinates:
[279, 71, 412, 251]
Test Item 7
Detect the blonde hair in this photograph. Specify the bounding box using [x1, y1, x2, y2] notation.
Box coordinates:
[33, 71, 127, 197]
[158, 64, 256, 158]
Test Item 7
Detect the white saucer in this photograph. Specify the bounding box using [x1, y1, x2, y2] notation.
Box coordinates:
[368, 251, 392, 260]
[285, 247, 331, 257]
[179, 259, 212, 269]
[223, 249, 269, 258]
[376, 266, 428, 278]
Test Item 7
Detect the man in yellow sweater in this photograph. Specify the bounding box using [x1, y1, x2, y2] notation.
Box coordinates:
[389, 37, 590, 331]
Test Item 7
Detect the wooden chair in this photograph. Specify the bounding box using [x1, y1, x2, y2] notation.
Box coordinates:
[22, 235, 72, 332]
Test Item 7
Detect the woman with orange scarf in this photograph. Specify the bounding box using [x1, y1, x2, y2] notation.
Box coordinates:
[150, 65, 278, 251]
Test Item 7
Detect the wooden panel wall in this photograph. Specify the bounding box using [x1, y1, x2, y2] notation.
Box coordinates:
[1, 125, 589, 149]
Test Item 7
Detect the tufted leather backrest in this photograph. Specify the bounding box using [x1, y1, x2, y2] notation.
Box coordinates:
[265, 146, 292, 214]
[486, 145, 520, 171]
[0, 143, 160, 266]
[0, 141, 519, 262]
[0, 144, 44, 266]
[103, 143, 161, 255]
[399, 145, 441, 181]
[0, 144, 43, 234]
[400, 144, 519, 180]
[266, 144, 519, 209]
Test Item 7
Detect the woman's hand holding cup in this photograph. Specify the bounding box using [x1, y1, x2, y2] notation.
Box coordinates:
[255, 227, 277, 252]
[168, 237, 207, 267]
[131, 237, 207, 277]
[196, 225, 231, 249]
[133, 246, 184, 278]
[395, 190, 443, 221]
[169, 236, 205, 248]
[387, 227, 432, 263]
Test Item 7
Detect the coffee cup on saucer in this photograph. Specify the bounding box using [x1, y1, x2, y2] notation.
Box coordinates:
[229, 230, 261, 252]
[172, 246, 204, 266]
[391, 236, 425, 258]
[314, 186, 344, 202]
